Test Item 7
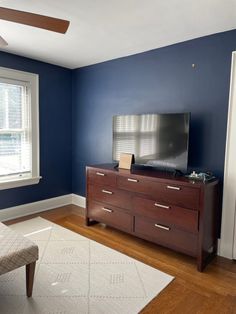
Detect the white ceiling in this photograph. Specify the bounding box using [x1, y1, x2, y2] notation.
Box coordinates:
[0, 0, 236, 69]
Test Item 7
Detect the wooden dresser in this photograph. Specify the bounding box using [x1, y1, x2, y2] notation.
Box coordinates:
[86, 164, 219, 271]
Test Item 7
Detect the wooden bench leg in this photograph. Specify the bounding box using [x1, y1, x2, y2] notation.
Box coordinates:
[26, 261, 36, 297]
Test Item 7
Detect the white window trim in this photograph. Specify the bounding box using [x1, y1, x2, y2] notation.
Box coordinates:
[219, 52, 236, 259]
[0, 66, 41, 190]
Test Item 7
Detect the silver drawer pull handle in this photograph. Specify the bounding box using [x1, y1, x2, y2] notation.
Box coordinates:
[102, 207, 113, 213]
[154, 203, 170, 209]
[127, 178, 138, 182]
[167, 185, 181, 191]
[96, 172, 105, 176]
[154, 224, 170, 231]
[102, 189, 113, 195]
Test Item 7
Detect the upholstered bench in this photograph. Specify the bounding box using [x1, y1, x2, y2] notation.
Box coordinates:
[0, 221, 38, 297]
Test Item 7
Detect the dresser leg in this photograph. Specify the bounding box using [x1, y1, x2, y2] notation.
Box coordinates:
[197, 247, 217, 272]
[197, 258, 204, 272]
[85, 217, 90, 226]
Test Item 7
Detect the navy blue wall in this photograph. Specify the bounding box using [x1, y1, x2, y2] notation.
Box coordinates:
[1, 29, 236, 206]
[72, 29, 236, 196]
[0, 52, 72, 209]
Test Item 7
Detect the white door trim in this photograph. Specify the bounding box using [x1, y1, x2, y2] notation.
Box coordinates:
[219, 51, 236, 259]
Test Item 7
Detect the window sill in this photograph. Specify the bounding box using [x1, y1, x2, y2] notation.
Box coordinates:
[0, 176, 42, 190]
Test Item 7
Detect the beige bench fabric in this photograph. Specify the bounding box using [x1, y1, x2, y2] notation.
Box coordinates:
[0, 222, 38, 276]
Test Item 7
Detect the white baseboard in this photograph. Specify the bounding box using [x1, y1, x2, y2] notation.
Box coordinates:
[72, 193, 86, 208]
[0, 193, 86, 222]
[0, 194, 72, 222]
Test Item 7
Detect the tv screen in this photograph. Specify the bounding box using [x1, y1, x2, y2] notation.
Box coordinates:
[112, 113, 190, 172]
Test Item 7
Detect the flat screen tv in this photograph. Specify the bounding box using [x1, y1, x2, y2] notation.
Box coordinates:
[112, 113, 190, 172]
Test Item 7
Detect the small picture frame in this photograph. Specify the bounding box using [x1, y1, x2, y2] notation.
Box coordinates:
[119, 153, 135, 170]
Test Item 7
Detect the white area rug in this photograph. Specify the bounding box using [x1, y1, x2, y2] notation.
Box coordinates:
[0, 217, 174, 314]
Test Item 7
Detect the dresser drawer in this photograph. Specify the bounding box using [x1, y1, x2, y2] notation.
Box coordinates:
[133, 196, 198, 233]
[135, 217, 198, 256]
[87, 201, 133, 232]
[117, 175, 200, 209]
[117, 175, 151, 194]
[87, 168, 116, 187]
[88, 184, 132, 210]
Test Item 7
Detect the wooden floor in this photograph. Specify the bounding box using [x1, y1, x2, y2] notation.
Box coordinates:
[5, 205, 236, 314]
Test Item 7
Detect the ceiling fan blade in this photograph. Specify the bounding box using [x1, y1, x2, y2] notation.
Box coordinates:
[0, 35, 8, 47]
[0, 7, 69, 34]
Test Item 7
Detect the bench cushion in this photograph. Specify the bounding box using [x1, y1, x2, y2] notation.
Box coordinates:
[0, 222, 38, 275]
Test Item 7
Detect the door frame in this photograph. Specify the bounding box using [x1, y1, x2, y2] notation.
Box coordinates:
[219, 51, 236, 259]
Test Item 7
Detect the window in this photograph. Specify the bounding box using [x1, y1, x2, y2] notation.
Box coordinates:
[0, 67, 40, 190]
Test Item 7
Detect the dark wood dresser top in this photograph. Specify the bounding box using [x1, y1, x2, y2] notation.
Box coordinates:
[87, 163, 218, 188]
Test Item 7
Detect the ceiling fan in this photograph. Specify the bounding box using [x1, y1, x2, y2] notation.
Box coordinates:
[0, 6, 70, 47]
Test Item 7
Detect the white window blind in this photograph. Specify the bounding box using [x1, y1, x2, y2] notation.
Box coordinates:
[0, 80, 31, 178]
[0, 67, 40, 190]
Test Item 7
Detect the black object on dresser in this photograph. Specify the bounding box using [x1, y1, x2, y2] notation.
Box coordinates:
[86, 164, 219, 271]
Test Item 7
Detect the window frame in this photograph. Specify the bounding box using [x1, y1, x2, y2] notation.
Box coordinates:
[0, 66, 41, 190]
